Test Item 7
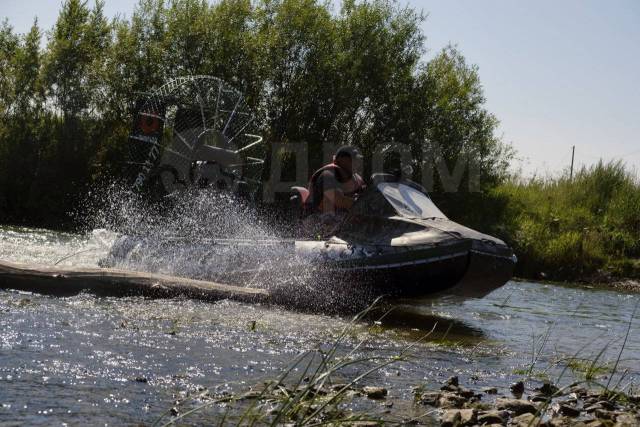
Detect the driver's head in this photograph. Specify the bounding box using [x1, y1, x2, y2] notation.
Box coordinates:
[333, 146, 361, 175]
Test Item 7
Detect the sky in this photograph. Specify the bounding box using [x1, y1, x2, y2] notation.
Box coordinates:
[2, 0, 639, 177]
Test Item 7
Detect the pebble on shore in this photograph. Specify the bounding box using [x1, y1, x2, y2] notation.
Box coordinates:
[414, 377, 640, 427]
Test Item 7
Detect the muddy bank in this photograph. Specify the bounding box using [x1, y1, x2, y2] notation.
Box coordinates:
[513, 277, 640, 294]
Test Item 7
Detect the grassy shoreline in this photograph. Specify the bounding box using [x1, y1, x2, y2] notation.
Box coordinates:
[456, 161, 640, 286]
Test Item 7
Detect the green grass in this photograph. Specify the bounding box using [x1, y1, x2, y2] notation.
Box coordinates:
[564, 357, 612, 381]
[490, 161, 640, 281]
[512, 368, 550, 382]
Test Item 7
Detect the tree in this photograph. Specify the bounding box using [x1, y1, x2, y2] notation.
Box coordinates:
[14, 20, 43, 114]
[415, 46, 513, 224]
[0, 20, 19, 119]
[0, 21, 19, 220]
[0, 0, 514, 228]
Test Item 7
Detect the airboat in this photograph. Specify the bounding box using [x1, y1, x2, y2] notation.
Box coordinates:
[102, 76, 516, 300]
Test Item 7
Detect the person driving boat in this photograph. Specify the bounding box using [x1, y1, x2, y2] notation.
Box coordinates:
[308, 146, 365, 214]
[301, 146, 365, 237]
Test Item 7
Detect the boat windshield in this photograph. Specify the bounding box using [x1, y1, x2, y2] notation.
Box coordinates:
[377, 182, 447, 219]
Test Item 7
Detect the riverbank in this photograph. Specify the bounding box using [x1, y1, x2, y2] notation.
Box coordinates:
[486, 162, 640, 286]
[577, 277, 640, 294]
[146, 299, 640, 426]
[511, 277, 640, 295]
[607, 279, 640, 293]
[154, 367, 640, 426]
[419, 377, 640, 427]
[148, 295, 640, 426]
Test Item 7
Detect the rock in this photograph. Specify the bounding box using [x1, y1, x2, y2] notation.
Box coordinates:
[440, 409, 476, 426]
[419, 391, 441, 406]
[536, 382, 559, 396]
[547, 417, 569, 427]
[441, 377, 460, 392]
[495, 398, 537, 415]
[456, 387, 475, 399]
[441, 384, 460, 392]
[438, 392, 467, 409]
[531, 394, 550, 403]
[483, 387, 498, 394]
[512, 413, 541, 427]
[558, 403, 582, 417]
[470, 402, 493, 412]
[441, 409, 462, 427]
[585, 403, 605, 413]
[510, 381, 525, 396]
[477, 410, 508, 424]
[446, 376, 460, 387]
[584, 397, 600, 406]
[457, 409, 476, 425]
[596, 400, 617, 411]
[362, 386, 387, 399]
[586, 391, 604, 400]
[594, 409, 618, 421]
[614, 413, 639, 427]
[573, 420, 607, 427]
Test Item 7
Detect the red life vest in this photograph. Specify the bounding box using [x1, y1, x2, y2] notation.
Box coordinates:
[307, 163, 365, 212]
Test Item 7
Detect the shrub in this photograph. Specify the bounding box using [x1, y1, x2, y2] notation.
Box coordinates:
[493, 161, 639, 281]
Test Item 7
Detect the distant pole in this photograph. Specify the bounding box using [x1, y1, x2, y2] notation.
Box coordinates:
[570, 145, 575, 180]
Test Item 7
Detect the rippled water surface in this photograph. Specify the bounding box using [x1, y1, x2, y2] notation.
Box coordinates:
[1, 226, 638, 425]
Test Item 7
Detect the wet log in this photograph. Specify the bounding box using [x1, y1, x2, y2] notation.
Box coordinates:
[0, 260, 270, 303]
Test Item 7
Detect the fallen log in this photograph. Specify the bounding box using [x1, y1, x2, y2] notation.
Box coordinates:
[0, 260, 270, 303]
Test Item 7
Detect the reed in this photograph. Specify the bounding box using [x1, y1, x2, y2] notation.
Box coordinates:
[491, 160, 640, 281]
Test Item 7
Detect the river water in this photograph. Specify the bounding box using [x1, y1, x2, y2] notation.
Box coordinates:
[0, 226, 638, 425]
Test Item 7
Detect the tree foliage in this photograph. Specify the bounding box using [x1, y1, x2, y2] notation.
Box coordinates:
[0, 0, 511, 228]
